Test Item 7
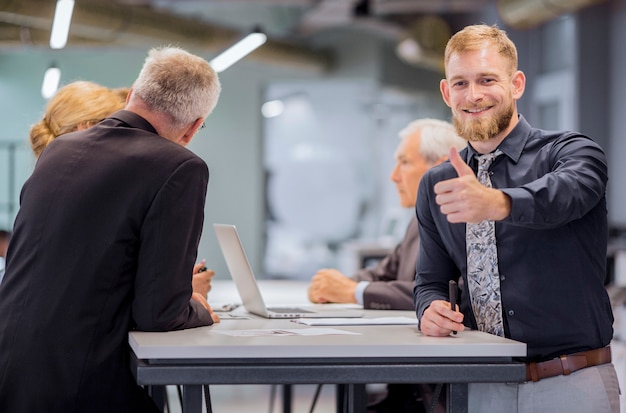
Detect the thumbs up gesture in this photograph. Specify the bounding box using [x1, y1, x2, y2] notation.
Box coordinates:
[434, 148, 511, 223]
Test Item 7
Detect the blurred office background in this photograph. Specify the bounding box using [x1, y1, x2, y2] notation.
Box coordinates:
[3, 1, 626, 411]
[0, 0, 624, 283]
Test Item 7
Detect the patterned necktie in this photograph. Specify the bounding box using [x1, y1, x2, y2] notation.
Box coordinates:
[466, 150, 505, 337]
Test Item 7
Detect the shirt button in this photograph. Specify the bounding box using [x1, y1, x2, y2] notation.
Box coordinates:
[500, 274, 506, 281]
[508, 310, 515, 316]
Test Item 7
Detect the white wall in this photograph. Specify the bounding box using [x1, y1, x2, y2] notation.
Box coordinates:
[261, 79, 447, 279]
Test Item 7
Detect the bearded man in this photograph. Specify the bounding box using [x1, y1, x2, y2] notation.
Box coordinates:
[414, 24, 618, 413]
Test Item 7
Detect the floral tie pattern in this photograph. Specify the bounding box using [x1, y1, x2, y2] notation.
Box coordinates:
[466, 150, 505, 337]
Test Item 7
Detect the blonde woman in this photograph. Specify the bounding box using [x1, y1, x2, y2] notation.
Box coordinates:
[29, 81, 126, 157]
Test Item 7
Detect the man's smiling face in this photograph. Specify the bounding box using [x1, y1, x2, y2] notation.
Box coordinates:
[440, 44, 522, 143]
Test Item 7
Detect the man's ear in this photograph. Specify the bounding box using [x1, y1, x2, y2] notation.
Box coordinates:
[179, 118, 204, 146]
[126, 87, 134, 104]
[512, 70, 526, 100]
[440, 79, 452, 108]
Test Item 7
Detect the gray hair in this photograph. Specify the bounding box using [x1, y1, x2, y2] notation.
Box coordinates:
[398, 118, 466, 164]
[132, 46, 221, 127]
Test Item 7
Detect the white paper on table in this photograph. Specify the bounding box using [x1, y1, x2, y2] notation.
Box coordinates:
[213, 327, 360, 337]
[290, 317, 418, 326]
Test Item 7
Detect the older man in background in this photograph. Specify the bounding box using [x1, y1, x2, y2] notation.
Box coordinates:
[308, 118, 465, 413]
[308, 118, 465, 311]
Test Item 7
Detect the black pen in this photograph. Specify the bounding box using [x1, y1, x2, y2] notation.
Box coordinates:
[449, 280, 457, 335]
[198, 266, 207, 272]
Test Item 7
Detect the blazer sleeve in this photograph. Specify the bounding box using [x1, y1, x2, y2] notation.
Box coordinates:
[352, 218, 419, 310]
[132, 157, 214, 331]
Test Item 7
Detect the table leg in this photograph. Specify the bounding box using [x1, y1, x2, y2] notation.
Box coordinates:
[350, 384, 367, 413]
[282, 384, 292, 413]
[146, 385, 166, 412]
[336, 384, 345, 412]
[336, 384, 367, 413]
[203, 385, 213, 413]
[447, 383, 468, 413]
[182, 385, 203, 413]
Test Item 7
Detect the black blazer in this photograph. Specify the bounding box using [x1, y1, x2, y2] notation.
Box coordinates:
[0, 111, 213, 412]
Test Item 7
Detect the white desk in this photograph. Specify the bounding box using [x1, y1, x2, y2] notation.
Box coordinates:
[129, 280, 527, 412]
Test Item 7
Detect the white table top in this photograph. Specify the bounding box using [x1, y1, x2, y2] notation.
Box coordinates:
[129, 280, 526, 361]
[130, 321, 526, 360]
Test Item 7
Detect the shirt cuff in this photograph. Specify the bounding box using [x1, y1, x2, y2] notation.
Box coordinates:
[355, 281, 369, 306]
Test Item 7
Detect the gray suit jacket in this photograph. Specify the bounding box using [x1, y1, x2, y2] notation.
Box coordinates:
[352, 216, 418, 310]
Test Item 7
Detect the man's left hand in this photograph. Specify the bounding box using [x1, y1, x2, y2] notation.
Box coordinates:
[434, 148, 511, 223]
[308, 269, 358, 304]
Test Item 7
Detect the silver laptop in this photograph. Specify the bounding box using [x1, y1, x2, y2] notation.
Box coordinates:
[214, 224, 364, 319]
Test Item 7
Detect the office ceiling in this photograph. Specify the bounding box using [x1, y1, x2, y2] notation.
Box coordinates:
[145, 0, 491, 39]
[0, 0, 606, 72]
[0, 0, 490, 47]
[0, 0, 493, 72]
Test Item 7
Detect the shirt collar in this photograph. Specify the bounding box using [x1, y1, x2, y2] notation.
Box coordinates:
[463, 115, 531, 165]
[107, 110, 158, 135]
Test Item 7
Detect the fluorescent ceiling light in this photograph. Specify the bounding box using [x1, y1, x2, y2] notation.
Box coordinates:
[50, 0, 75, 49]
[42, 66, 61, 99]
[209, 30, 267, 73]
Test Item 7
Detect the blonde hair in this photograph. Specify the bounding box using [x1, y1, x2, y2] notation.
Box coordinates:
[444, 24, 518, 76]
[30, 81, 126, 157]
[130, 46, 221, 128]
[398, 118, 466, 164]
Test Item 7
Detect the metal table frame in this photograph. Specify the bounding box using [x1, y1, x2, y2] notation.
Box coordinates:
[131, 353, 526, 413]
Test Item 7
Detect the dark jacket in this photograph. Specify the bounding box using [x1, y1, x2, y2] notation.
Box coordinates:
[352, 217, 419, 310]
[0, 110, 213, 412]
